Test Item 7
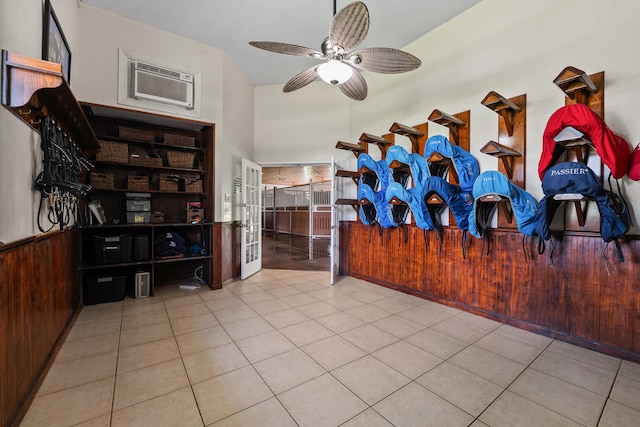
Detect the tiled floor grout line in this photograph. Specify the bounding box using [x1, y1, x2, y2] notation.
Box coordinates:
[594, 358, 623, 427]
[468, 333, 557, 426]
[44, 272, 639, 426]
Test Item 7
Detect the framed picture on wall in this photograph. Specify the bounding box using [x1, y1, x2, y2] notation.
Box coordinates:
[42, 0, 71, 83]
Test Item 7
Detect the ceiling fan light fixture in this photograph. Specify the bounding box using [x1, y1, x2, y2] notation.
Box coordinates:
[317, 59, 353, 85]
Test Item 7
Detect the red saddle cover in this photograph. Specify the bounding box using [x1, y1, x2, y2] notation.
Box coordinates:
[538, 103, 630, 180]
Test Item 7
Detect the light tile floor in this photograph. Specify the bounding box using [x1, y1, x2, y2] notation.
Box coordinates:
[20, 269, 640, 427]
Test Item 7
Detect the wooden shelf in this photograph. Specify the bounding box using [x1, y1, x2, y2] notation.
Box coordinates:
[552, 193, 592, 226]
[426, 193, 445, 205]
[477, 194, 514, 223]
[553, 66, 599, 103]
[481, 91, 522, 137]
[480, 140, 522, 179]
[359, 132, 393, 158]
[335, 170, 360, 185]
[389, 122, 427, 154]
[335, 141, 367, 157]
[1, 50, 99, 154]
[96, 135, 205, 153]
[93, 160, 205, 174]
[428, 109, 470, 149]
[553, 126, 594, 163]
[91, 188, 205, 196]
[79, 254, 213, 271]
[335, 198, 361, 214]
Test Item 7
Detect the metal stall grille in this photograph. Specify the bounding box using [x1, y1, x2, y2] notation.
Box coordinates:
[263, 182, 331, 259]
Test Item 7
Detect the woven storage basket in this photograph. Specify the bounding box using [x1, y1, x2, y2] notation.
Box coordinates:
[129, 153, 164, 167]
[119, 126, 155, 142]
[185, 179, 203, 193]
[128, 175, 149, 191]
[90, 173, 114, 190]
[164, 133, 196, 147]
[159, 177, 179, 192]
[96, 141, 128, 164]
[166, 151, 195, 169]
[151, 212, 165, 223]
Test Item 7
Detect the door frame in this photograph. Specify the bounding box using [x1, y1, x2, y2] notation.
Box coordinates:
[259, 160, 335, 278]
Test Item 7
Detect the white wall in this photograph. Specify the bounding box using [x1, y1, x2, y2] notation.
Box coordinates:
[0, 0, 82, 243]
[254, 0, 640, 233]
[254, 83, 352, 166]
[221, 52, 254, 221]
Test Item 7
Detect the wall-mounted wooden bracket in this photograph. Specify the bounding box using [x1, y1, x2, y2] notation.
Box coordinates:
[554, 126, 594, 164]
[335, 141, 367, 158]
[426, 152, 459, 185]
[359, 132, 394, 158]
[389, 122, 427, 155]
[428, 109, 468, 148]
[335, 170, 360, 185]
[480, 141, 522, 179]
[553, 193, 592, 226]
[426, 193, 445, 205]
[387, 160, 410, 172]
[553, 67, 604, 233]
[335, 198, 361, 215]
[388, 196, 406, 206]
[554, 66, 600, 107]
[477, 194, 514, 224]
[1, 50, 99, 154]
[480, 91, 526, 197]
[481, 91, 522, 137]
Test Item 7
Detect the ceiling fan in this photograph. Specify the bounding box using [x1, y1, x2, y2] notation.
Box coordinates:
[249, 1, 421, 101]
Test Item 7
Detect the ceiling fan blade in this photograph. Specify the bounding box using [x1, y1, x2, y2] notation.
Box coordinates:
[346, 47, 422, 74]
[283, 66, 319, 92]
[329, 2, 369, 52]
[249, 41, 323, 58]
[339, 68, 367, 101]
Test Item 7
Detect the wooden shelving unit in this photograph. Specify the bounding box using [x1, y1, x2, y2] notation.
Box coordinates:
[79, 102, 217, 295]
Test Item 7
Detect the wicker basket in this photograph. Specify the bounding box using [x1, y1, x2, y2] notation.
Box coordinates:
[128, 175, 149, 191]
[90, 173, 114, 190]
[159, 177, 179, 192]
[185, 179, 203, 193]
[166, 151, 195, 169]
[129, 153, 164, 167]
[164, 133, 196, 147]
[119, 126, 155, 142]
[96, 141, 128, 164]
[151, 212, 165, 223]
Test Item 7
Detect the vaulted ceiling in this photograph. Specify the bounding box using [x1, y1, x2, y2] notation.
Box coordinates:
[81, 0, 482, 86]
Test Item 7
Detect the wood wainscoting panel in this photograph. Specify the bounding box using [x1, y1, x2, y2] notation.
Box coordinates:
[340, 221, 640, 362]
[0, 229, 81, 427]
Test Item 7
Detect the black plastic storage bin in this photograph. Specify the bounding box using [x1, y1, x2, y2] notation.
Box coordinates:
[92, 234, 134, 264]
[134, 234, 150, 260]
[84, 274, 127, 305]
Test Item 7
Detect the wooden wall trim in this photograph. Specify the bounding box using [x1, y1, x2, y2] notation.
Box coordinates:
[212, 222, 240, 288]
[340, 221, 640, 363]
[1, 229, 81, 427]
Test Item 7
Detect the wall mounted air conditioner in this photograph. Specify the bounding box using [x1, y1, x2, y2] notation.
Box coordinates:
[130, 61, 194, 109]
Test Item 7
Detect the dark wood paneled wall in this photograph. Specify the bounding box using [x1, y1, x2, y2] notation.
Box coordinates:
[0, 230, 81, 427]
[213, 222, 240, 287]
[340, 221, 640, 362]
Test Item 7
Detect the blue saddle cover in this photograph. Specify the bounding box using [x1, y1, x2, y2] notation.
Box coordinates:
[423, 135, 480, 193]
[358, 182, 396, 228]
[385, 145, 430, 192]
[468, 171, 538, 238]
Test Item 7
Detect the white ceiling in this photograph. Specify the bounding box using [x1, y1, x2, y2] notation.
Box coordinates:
[81, 0, 482, 87]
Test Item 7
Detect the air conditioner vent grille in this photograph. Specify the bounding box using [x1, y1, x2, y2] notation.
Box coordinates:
[137, 72, 188, 103]
[136, 62, 181, 80]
